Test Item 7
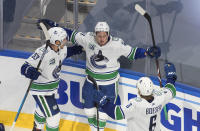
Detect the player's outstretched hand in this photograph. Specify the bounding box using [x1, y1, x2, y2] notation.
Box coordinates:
[66, 45, 83, 57]
[26, 66, 41, 80]
[74, 45, 83, 54]
[37, 19, 58, 30]
[146, 46, 161, 59]
[21, 64, 41, 80]
[164, 62, 177, 84]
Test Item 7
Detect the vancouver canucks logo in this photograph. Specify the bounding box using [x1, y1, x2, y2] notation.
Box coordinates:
[90, 50, 109, 69]
[53, 60, 62, 79]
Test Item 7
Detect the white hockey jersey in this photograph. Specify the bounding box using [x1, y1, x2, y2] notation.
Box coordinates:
[114, 83, 176, 131]
[71, 31, 138, 85]
[25, 45, 67, 95]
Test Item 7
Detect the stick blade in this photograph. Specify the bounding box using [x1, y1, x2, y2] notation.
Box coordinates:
[135, 4, 146, 16]
[10, 122, 15, 131]
[39, 22, 50, 40]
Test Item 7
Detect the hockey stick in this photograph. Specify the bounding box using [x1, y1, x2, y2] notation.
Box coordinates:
[135, 4, 168, 120]
[87, 75, 100, 131]
[10, 23, 50, 131]
[135, 4, 162, 87]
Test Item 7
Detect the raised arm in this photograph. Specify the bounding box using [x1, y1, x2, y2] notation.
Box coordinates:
[162, 63, 177, 104]
[118, 39, 161, 60]
[37, 19, 87, 48]
[134, 46, 161, 60]
[93, 89, 136, 120]
[21, 48, 44, 80]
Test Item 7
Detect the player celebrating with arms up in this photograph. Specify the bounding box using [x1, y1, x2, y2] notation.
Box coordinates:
[94, 63, 177, 131]
[21, 27, 83, 131]
[38, 19, 161, 131]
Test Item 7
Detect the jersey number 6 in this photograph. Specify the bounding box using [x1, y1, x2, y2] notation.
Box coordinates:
[149, 115, 157, 131]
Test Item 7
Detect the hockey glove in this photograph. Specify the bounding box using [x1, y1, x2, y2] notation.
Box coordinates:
[21, 63, 41, 80]
[37, 19, 58, 30]
[146, 46, 161, 59]
[73, 45, 83, 54]
[93, 90, 109, 107]
[164, 62, 177, 84]
[67, 45, 83, 57]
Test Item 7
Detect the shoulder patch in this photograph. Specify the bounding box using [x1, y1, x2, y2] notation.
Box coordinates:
[89, 32, 95, 36]
[80, 32, 87, 36]
[88, 43, 96, 50]
[134, 97, 142, 102]
[49, 58, 55, 65]
[39, 47, 46, 52]
[153, 90, 162, 96]
[112, 37, 120, 41]
[112, 37, 126, 45]
[38, 47, 48, 55]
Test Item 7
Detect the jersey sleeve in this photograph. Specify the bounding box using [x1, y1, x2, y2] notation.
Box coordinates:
[101, 101, 124, 120]
[70, 31, 88, 49]
[102, 99, 136, 120]
[120, 99, 137, 119]
[60, 45, 68, 60]
[161, 83, 176, 105]
[25, 47, 45, 68]
[118, 39, 138, 60]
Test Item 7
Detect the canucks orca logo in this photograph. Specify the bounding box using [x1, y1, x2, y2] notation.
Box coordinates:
[53, 60, 62, 79]
[90, 50, 109, 69]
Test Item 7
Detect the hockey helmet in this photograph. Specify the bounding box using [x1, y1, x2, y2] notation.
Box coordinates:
[48, 27, 68, 45]
[95, 22, 110, 35]
[137, 77, 154, 96]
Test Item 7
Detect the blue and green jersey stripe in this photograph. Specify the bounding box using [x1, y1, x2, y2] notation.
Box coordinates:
[127, 47, 137, 60]
[70, 30, 78, 45]
[85, 68, 119, 81]
[115, 106, 125, 120]
[165, 83, 176, 97]
[30, 81, 59, 91]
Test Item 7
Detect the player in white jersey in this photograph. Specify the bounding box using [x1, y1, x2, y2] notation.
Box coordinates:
[37, 19, 161, 130]
[94, 63, 177, 131]
[21, 27, 83, 131]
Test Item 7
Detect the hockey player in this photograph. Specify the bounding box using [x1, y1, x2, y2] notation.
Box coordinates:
[37, 19, 161, 131]
[94, 63, 177, 131]
[21, 27, 83, 131]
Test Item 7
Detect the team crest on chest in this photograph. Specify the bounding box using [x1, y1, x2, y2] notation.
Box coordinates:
[89, 43, 96, 50]
[49, 58, 55, 65]
[90, 50, 109, 69]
